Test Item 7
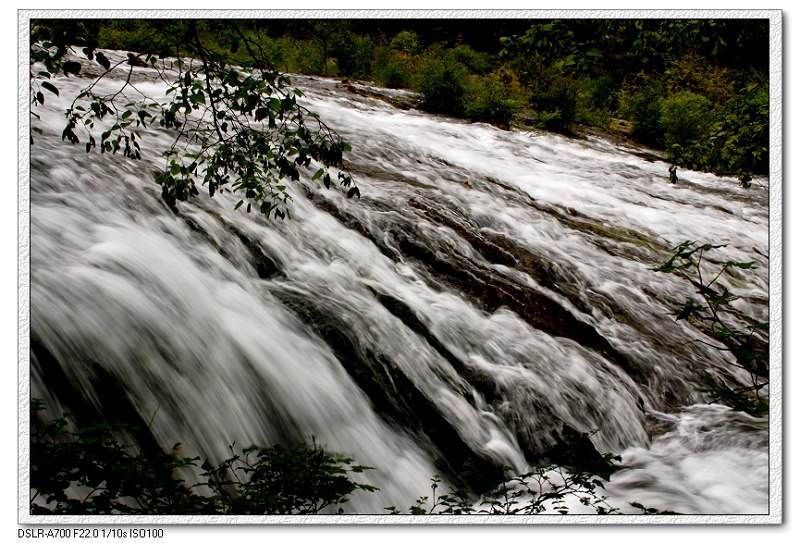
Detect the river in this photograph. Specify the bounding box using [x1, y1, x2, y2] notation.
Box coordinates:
[26, 52, 771, 516]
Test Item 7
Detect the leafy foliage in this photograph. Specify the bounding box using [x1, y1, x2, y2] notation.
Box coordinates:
[499, 20, 604, 76]
[414, 45, 518, 127]
[30, 20, 357, 219]
[390, 30, 421, 56]
[529, 73, 581, 133]
[197, 440, 377, 514]
[416, 55, 468, 117]
[653, 242, 768, 415]
[462, 73, 518, 127]
[621, 82, 666, 146]
[371, 46, 414, 89]
[326, 23, 376, 79]
[386, 465, 620, 515]
[629, 502, 677, 515]
[678, 79, 768, 184]
[585, 75, 619, 111]
[498, 19, 768, 179]
[31, 401, 677, 515]
[30, 400, 376, 514]
[660, 91, 713, 150]
[41, 19, 768, 181]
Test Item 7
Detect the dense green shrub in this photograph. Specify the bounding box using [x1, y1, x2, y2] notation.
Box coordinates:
[574, 97, 613, 129]
[329, 27, 375, 79]
[416, 56, 468, 116]
[707, 80, 769, 177]
[371, 46, 413, 88]
[585, 75, 619, 111]
[370, 30, 426, 88]
[248, 35, 291, 72]
[664, 52, 734, 103]
[660, 90, 713, 149]
[449, 44, 493, 75]
[505, 53, 549, 90]
[95, 20, 155, 52]
[623, 82, 666, 146]
[278, 38, 326, 75]
[529, 74, 581, 133]
[464, 74, 516, 127]
[462, 74, 518, 127]
[389, 30, 421, 56]
[662, 80, 768, 179]
[29, 401, 377, 514]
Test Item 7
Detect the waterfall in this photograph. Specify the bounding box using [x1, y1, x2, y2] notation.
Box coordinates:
[26, 56, 770, 514]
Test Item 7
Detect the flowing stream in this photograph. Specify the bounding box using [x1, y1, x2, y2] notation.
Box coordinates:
[27, 55, 770, 515]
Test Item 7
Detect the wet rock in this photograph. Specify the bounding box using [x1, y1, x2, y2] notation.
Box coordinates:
[545, 424, 618, 479]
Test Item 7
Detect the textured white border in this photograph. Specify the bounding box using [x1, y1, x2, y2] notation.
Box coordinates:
[17, 8, 783, 527]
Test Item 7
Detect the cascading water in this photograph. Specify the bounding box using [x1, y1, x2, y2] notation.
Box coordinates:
[27, 53, 770, 515]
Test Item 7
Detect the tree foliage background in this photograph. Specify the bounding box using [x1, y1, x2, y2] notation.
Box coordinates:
[30, 19, 358, 220]
[31, 17, 770, 202]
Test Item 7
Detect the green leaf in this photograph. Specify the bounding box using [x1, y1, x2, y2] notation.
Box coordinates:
[62, 61, 81, 76]
[41, 81, 59, 96]
[673, 299, 704, 321]
[95, 52, 111, 71]
[61, 126, 78, 144]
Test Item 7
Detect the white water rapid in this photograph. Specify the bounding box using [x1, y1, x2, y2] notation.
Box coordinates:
[27, 53, 770, 515]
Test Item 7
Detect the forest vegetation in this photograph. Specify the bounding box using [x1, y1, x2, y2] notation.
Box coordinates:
[32, 19, 769, 187]
[92, 18, 770, 183]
